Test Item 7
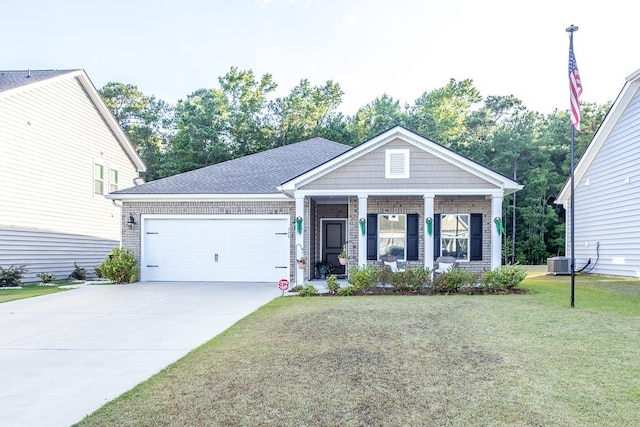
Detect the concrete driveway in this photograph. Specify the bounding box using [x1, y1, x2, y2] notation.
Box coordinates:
[0, 282, 281, 427]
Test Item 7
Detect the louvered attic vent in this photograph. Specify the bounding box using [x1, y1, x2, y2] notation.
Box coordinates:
[385, 149, 410, 178]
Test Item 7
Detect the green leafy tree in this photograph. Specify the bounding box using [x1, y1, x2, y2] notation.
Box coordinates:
[407, 78, 482, 148]
[99, 82, 172, 181]
[269, 79, 343, 146]
[347, 94, 408, 142]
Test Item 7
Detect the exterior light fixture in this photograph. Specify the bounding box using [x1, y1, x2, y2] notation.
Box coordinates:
[127, 213, 137, 229]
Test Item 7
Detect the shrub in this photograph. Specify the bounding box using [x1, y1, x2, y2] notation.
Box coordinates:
[484, 265, 527, 291]
[378, 265, 393, 286]
[337, 284, 355, 296]
[325, 274, 340, 294]
[290, 284, 304, 292]
[403, 266, 434, 291]
[98, 248, 138, 284]
[94, 264, 104, 279]
[347, 264, 378, 292]
[69, 262, 87, 280]
[433, 266, 477, 293]
[0, 265, 27, 287]
[297, 283, 319, 297]
[37, 272, 57, 284]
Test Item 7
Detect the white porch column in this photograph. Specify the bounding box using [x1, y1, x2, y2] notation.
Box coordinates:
[424, 195, 435, 269]
[358, 195, 368, 266]
[491, 195, 503, 270]
[295, 195, 305, 285]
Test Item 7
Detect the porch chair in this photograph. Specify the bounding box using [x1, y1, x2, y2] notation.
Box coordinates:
[434, 256, 457, 276]
[380, 254, 405, 273]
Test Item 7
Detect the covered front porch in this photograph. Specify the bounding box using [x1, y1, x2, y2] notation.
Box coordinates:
[293, 191, 504, 284]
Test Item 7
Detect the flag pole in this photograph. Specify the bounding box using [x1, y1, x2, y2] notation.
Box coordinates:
[566, 24, 579, 308]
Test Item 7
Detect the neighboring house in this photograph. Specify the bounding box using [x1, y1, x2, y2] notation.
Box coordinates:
[556, 68, 640, 277]
[108, 126, 521, 284]
[0, 69, 146, 282]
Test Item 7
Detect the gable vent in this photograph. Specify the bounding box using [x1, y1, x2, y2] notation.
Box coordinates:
[385, 149, 410, 178]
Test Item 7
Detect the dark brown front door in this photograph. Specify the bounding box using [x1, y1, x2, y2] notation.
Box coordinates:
[322, 219, 346, 275]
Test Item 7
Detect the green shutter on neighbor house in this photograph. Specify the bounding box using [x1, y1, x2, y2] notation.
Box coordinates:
[407, 214, 419, 261]
[470, 213, 483, 261]
[367, 214, 378, 260]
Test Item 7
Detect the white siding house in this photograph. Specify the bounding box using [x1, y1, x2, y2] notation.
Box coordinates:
[556, 68, 640, 277]
[0, 69, 146, 282]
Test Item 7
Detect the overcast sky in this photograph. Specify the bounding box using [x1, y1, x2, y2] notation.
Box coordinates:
[3, 0, 638, 115]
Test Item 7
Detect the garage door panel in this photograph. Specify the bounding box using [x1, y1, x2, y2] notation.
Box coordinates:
[142, 218, 289, 282]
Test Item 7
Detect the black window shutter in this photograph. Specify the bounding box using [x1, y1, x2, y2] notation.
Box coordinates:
[470, 213, 483, 261]
[367, 214, 378, 260]
[433, 214, 441, 260]
[407, 214, 419, 261]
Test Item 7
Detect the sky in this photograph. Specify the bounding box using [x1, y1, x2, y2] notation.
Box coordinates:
[3, 0, 638, 116]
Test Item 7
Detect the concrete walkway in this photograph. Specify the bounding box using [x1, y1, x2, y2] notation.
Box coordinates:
[0, 282, 281, 427]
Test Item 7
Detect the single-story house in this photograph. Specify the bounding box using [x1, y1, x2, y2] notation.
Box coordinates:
[0, 69, 146, 282]
[108, 126, 522, 284]
[556, 67, 640, 277]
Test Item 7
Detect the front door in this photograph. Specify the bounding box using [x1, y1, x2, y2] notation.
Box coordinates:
[322, 219, 346, 276]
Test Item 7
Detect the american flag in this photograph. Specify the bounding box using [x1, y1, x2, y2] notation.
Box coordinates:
[568, 35, 583, 130]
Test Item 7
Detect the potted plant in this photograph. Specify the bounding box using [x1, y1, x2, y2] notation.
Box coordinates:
[297, 257, 307, 269]
[316, 261, 334, 279]
[338, 251, 349, 265]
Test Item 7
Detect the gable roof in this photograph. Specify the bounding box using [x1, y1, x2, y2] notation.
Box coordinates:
[279, 126, 522, 196]
[108, 137, 351, 199]
[0, 69, 78, 93]
[556, 68, 640, 204]
[0, 69, 146, 173]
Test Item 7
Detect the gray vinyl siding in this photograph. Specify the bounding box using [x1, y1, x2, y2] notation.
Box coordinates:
[0, 227, 116, 282]
[569, 90, 640, 277]
[0, 74, 139, 280]
[302, 138, 496, 190]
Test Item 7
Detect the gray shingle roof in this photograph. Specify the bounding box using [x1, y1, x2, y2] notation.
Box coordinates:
[113, 137, 351, 195]
[0, 69, 79, 93]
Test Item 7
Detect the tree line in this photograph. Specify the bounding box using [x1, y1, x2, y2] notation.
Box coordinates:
[99, 67, 611, 265]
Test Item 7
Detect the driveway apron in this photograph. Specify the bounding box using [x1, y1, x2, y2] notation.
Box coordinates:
[0, 282, 281, 427]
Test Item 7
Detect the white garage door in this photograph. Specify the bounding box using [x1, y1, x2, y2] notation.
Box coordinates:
[142, 216, 290, 282]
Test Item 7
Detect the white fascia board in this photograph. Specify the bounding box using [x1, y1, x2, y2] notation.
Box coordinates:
[556, 74, 640, 204]
[107, 193, 292, 202]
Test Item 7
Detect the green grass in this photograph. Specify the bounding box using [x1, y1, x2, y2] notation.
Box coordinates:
[0, 283, 69, 303]
[75, 272, 640, 427]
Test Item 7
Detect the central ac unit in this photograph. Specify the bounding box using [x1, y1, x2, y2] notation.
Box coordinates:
[547, 257, 571, 275]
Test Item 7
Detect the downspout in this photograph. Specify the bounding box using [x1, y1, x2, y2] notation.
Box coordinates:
[112, 199, 124, 249]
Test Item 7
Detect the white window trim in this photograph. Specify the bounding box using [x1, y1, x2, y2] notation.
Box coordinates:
[385, 149, 410, 179]
[440, 213, 470, 262]
[93, 159, 106, 197]
[378, 213, 407, 260]
[109, 165, 120, 193]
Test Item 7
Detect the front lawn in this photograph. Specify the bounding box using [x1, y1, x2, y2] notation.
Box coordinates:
[0, 283, 69, 303]
[76, 273, 639, 426]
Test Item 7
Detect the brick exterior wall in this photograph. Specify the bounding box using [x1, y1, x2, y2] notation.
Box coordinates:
[435, 196, 492, 272]
[122, 200, 296, 280]
[123, 195, 493, 281]
[343, 195, 492, 272]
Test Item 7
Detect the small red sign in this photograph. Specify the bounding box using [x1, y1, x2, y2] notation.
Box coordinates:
[278, 278, 290, 291]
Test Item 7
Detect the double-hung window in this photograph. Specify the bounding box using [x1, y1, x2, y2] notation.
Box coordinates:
[378, 214, 407, 260]
[367, 213, 419, 261]
[440, 214, 470, 261]
[109, 168, 119, 192]
[94, 163, 105, 195]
